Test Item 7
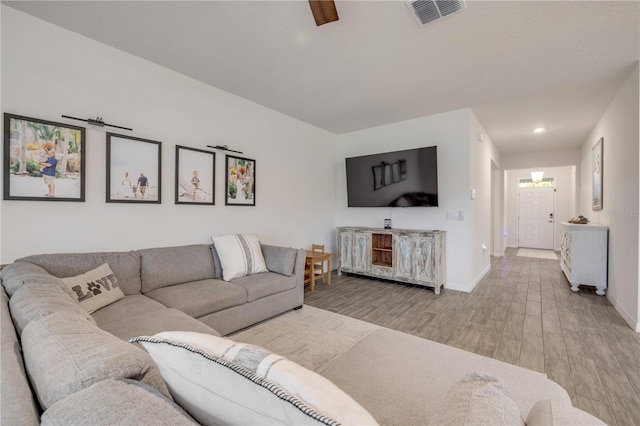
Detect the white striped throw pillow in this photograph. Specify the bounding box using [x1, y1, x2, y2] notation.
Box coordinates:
[210, 234, 268, 281]
[131, 332, 378, 426]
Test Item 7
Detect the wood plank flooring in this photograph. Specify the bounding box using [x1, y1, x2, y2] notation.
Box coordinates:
[304, 248, 640, 425]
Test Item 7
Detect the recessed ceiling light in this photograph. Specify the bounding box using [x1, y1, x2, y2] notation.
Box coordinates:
[533, 127, 545, 133]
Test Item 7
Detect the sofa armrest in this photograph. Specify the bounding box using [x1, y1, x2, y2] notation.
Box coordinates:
[261, 245, 305, 306]
[291, 248, 306, 278]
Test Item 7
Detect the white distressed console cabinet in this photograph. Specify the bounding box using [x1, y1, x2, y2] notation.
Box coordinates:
[559, 222, 608, 295]
[337, 227, 446, 294]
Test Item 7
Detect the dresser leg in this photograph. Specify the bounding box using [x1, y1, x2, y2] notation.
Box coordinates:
[595, 287, 606, 296]
[570, 284, 580, 293]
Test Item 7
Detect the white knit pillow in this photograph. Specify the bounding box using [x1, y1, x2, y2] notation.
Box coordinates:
[210, 234, 267, 281]
[131, 332, 378, 426]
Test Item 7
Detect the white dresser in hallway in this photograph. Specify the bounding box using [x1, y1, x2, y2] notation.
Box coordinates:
[559, 222, 608, 295]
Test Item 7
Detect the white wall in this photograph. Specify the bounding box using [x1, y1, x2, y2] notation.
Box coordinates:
[0, 6, 338, 262]
[468, 111, 501, 286]
[579, 63, 639, 331]
[335, 108, 482, 290]
[503, 148, 582, 211]
[505, 166, 575, 250]
[501, 148, 581, 170]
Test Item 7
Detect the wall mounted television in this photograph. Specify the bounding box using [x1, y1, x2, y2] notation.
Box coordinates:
[345, 146, 438, 207]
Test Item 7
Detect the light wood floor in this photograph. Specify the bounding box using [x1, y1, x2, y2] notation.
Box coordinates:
[304, 248, 640, 425]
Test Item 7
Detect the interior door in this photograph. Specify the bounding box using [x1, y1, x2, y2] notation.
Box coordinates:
[518, 187, 555, 249]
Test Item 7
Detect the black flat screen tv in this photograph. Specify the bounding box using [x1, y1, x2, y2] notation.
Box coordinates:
[345, 146, 438, 207]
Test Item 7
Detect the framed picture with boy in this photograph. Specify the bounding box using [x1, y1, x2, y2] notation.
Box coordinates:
[175, 145, 215, 205]
[3, 113, 86, 202]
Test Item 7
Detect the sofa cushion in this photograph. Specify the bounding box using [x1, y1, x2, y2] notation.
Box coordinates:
[231, 271, 298, 302]
[526, 399, 606, 425]
[210, 234, 268, 281]
[131, 332, 378, 426]
[1, 289, 40, 426]
[428, 372, 524, 426]
[21, 311, 170, 410]
[319, 328, 571, 425]
[9, 281, 96, 335]
[100, 308, 221, 341]
[139, 245, 215, 293]
[262, 244, 297, 277]
[17, 251, 142, 295]
[91, 294, 168, 326]
[60, 263, 125, 314]
[145, 279, 247, 318]
[0, 261, 63, 296]
[41, 379, 197, 426]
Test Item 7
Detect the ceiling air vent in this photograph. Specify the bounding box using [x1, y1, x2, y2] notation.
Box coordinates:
[407, 0, 465, 26]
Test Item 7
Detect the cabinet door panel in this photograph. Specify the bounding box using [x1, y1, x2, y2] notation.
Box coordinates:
[353, 232, 371, 273]
[393, 234, 413, 279]
[414, 236, 435, 283]
[339, 231, 353, 272]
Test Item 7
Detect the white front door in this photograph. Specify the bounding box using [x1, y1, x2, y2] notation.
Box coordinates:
[518, 187, 555, 249]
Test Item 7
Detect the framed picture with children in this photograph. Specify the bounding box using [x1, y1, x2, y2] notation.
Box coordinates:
[175, 145, 215, 205]
[106, 133, 162, 204]
[225, 155, 255, 206]
[3, 113, 86, 202]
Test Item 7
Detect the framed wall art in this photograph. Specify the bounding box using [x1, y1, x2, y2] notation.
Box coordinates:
[106, 133, 162, 203]
[3, 113, 86, 201]
[592, 137, 603, 210]
[175, 145, 215, 205]
[225, 155, 255, 206]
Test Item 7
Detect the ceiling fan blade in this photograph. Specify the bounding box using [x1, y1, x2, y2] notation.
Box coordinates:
[308, 0, 339, 26]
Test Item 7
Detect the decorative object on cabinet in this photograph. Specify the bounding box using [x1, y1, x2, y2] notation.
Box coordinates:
[225, 155, 255, 206]
[568, 215, 589, 224]
[559, 222, 608, 295]
[337, 227, 445, 294]
[175, 146, 215, 205]
[592, 137, 603, 210]
[106, 133, 162, 203]
[3, 113, 86, 202]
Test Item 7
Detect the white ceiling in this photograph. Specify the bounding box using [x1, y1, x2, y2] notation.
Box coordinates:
[4, 1, 639, 154]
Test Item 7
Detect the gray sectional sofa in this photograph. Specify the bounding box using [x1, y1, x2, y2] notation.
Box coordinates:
[1, 242, 604, 425]
[1, 243, 305, 425]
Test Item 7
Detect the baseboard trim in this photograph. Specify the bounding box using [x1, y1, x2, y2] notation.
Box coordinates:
[444, 282, 468, 292]
[446, 264, 491, 293]
[607, 294, 640, 333]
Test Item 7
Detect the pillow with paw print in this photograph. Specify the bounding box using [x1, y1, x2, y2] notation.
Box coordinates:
[61, 263, 125, 314]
